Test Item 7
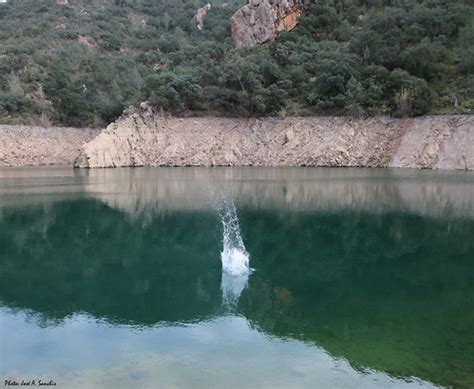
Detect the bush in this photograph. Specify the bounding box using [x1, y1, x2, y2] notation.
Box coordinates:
[0, 0, 472, 124]
[394, 88, 413, 118]
[144, 72, 202, 112]
[458, 23, 474, 73]
[0, 92, 37, 115]
[389, 69, 433, 116]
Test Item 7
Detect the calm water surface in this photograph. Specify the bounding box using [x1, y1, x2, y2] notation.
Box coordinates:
[0, 167, 473, 388]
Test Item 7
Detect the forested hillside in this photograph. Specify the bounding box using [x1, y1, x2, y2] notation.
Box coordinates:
[0, 0, 473, 126]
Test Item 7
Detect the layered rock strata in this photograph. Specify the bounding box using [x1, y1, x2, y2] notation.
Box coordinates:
[0, 125, 99, 167]
[73, 114, 473, 170]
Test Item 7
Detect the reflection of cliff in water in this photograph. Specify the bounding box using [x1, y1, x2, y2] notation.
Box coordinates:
[83, 168, 474, 219]
[1, 167, 473, 219]
[0, 200, 473, 388]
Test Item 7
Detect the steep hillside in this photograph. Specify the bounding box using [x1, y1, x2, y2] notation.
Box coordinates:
[0, 0, 473, 127]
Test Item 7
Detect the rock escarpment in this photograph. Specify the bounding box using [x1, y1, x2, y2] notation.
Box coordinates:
[390, 116, 473, 170]
[73, 113, 474, 170]
[0, 125, 99, 167]
[231, 0, 309, 47]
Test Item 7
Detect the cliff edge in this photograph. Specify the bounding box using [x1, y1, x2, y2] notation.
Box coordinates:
[74, 114, 473, 170]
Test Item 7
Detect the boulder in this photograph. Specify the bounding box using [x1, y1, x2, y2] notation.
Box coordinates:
[231, 0, 309, 47]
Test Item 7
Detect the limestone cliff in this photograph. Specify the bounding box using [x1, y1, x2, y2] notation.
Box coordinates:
[231, 0, 308, 47]
[73, 112, 473, 170]
[390, 116, 473, 170]
[0, 125, 99, 167]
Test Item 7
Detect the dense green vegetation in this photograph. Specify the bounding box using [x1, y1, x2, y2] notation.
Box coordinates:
[0, 0, 473, 126]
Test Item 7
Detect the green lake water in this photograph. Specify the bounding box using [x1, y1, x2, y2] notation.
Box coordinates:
[0, 167, 473, 388]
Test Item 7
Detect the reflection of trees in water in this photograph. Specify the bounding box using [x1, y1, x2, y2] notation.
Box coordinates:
[0, 200, 223, 324]
[1, 201, 473, 388]
[237, 210, 474, 389]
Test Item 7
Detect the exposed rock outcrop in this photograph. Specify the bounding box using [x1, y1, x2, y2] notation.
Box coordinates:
[0, 125, 99, 167]
[194, 3, 229, 30]
[1, 114, 471, 170]
[231, 0, 309, 47]
[73, 113, 473, 170]
[390, 116, 474, 170]
[194, 3, 212, 30]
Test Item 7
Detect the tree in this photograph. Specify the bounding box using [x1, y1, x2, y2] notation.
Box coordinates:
[143, 72, 202, 112]
[458, 23, 474, 73]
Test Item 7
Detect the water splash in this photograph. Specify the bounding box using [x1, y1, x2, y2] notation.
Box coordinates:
[221, 272, 249, 308]
[218, 197, 250, 276]
[216, 194, 251, 308]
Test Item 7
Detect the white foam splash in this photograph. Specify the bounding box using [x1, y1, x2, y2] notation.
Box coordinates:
[221, 272, 249, 307]
[219, 197, 250, 276]
[216, 195, 251, 308]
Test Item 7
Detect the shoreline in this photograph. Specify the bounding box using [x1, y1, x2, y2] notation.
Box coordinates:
[1, 115, 473, 170]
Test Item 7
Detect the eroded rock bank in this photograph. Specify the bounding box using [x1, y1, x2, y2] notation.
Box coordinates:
[0, 125, 99, 167]
[74, 114, 473, 170]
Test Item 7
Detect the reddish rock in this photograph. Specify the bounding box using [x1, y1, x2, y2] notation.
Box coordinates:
[231, 0, 308, 47]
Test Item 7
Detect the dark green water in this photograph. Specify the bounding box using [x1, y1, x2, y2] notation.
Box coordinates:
[1, 167, 473, 388]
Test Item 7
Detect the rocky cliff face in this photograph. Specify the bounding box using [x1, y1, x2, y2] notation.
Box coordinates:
[231, 0, 308, 47]
[0, 125, 99, 167]
[390, 116, 473, 170]
[73, 113, 473, 170]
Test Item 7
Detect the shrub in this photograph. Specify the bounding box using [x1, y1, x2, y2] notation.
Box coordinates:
[0, 92, 37, 114]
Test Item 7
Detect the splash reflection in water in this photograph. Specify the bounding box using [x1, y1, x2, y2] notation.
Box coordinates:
[216, 194, 251, 308]
[1, 167, 473, 388]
